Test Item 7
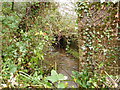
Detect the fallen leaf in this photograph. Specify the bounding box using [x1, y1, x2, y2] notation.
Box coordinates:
[43, 33, 47, 35]
[115, 13, 119, 18]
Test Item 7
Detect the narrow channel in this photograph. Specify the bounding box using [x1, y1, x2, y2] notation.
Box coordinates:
[49, 47, 79, 88]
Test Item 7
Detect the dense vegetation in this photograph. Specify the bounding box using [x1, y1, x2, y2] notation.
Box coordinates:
[0, 1, 119, 89]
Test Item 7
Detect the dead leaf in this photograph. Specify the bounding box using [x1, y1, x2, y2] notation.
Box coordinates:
[115, 13, 119, 18]
[101, 5, 105, 10]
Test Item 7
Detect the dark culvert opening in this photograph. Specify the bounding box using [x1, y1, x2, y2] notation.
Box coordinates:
[52, 34, 79, 51]
[52, 35, 67, 50]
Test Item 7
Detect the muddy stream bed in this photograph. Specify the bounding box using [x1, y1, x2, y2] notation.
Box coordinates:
[45, 47, 79, 88]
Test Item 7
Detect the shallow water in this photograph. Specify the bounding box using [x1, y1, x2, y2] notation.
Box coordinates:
[48, 47, 79, 88]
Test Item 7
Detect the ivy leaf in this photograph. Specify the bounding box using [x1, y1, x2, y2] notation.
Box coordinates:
[40, 31, 44, 35]
[99, 62, 104, 68]
[10, 65, 17, 73]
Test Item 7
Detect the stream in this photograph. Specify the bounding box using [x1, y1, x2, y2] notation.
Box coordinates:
[45, 1, 78, 87]
[47, 47, 79, 88]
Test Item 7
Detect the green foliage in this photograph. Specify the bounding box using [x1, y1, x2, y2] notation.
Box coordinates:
[1, 1, 119, 89]
[1, 2, 53, 88]
[46, 70, 67, 83]
[19, 70, 67, 88]
[72, 69, 107, 88]
[76, 1, 119, 88]
[77, 1, 118, 70]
